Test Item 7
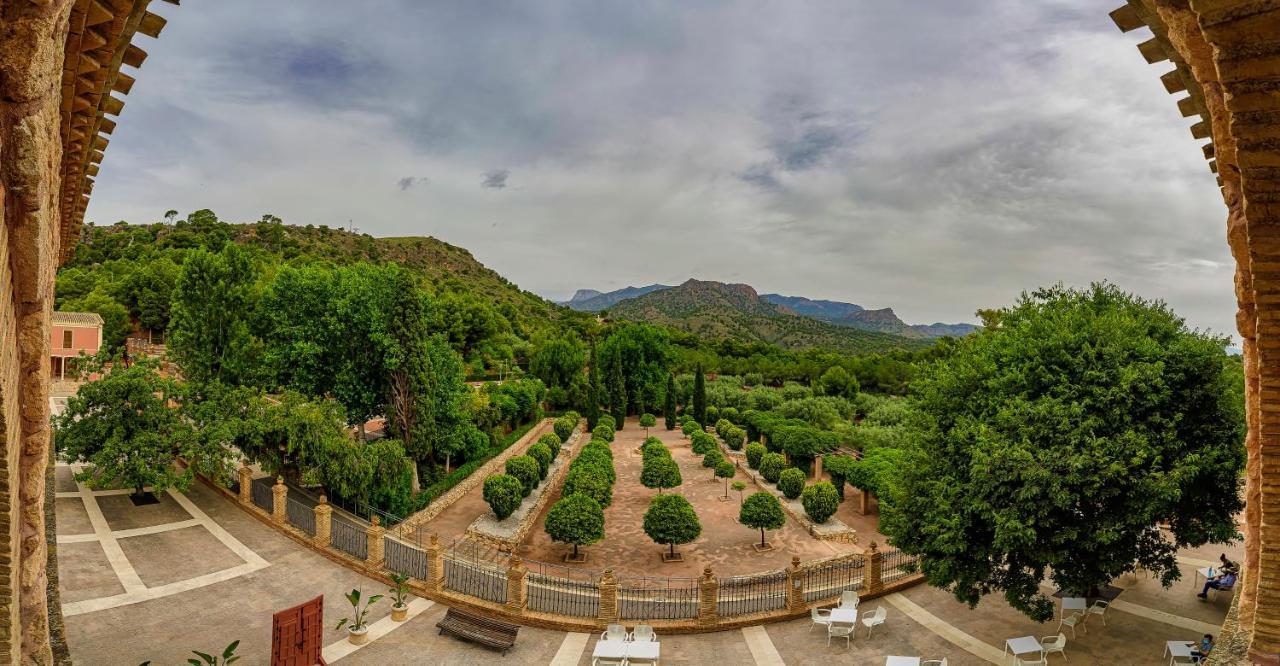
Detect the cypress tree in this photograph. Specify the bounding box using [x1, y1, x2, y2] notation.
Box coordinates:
[585, 340, 601, 431]
[609, 353, 627, 429]
[693, 364, 707, 426]
[663, 373, 677, 430]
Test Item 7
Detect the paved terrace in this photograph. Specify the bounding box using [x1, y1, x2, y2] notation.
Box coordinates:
[55, 453, 1240, 664]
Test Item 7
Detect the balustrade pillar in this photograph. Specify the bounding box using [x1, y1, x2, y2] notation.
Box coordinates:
[598, 569, 618, 624]
[698, 567, 718, 627]
[866, 541, 884, 596]
[506, 556, 527, 613]
[237, 462, 252, 504]
[271, 476, 287, 524]
[366, 515, 385, 566]
[425, 534, 445, 593]
[786, 556, 806, 612]
[313, 495, 332, 548]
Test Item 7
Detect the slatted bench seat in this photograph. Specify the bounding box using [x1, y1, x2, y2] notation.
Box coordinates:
[436, 607, 519, 655]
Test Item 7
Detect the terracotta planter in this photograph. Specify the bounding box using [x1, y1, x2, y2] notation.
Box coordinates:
[391, 603, 409, 622]
[347, 626, 370, 645]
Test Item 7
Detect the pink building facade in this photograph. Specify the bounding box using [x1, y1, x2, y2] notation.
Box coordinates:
[50, 311, 103, 382]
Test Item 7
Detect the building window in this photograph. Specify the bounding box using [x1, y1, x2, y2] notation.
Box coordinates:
[62, 330, 73, 349]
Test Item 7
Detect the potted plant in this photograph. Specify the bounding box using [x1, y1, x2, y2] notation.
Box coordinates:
[389, 573, 411, 622]
[336, 588, 383, 645]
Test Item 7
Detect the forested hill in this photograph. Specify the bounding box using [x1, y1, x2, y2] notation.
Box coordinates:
[58, 213, 594, 372]
[607, 279, 930, 354]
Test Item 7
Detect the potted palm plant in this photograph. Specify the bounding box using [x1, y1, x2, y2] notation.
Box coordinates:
[335, 588, 383, 645]
[389, 572, 411, 622]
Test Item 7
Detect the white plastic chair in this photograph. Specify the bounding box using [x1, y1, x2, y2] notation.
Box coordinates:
[810, 607, 832, 632]
[592, 659, 625, 666]
[862, 606, 887, 638]
[1086, 600, 1109, 626]
[840, 591, 860, 609]
[827, 621, 855, 647]
[631, 625, 656, 643]
[1056, 612, 1085, 638]
[1040, 633, 1066, 661]
[600, 623, 626, 642]
[1015, 659, 1048, 666]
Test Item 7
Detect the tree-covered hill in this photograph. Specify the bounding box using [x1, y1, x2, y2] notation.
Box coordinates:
[607, 279, 930, 354]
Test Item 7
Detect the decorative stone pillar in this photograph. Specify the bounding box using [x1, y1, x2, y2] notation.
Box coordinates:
[865, 542, 884, 596]
[271, 477, 287, 524]
[598, 569, 619, 623]
[365, 516, 385, 566]
[813, 455, 824, 480]
[237, 462, 252, 504]
[697, 567, 718, 627]
[785, 556, 806, 612]
[313, 495, 332, 548]
[425, 534, 445, 593]
[506, 556, 527, 613]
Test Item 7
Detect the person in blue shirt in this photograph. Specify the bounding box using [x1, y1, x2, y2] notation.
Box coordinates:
[1191, 634, 1213, 662]
[1197, 571, 1237, 598]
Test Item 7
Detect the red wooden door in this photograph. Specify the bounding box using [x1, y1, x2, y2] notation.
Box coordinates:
[272, 595, 326, 666]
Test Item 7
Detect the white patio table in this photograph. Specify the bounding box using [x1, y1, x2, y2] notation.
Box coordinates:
[886, 657, 921, 666]
[593, 639, 629, 661]
[1061, 597, 1087, 617]
[1004, 636, 1043, 662]
[829, 608, 858, 625]
[1165, 640, 1195, 665]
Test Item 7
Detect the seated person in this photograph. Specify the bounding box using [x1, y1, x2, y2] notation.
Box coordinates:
[1191, 634, 1213, 662]
[1198, 571, 1237, 598]
[1219, 553, 1239, 575]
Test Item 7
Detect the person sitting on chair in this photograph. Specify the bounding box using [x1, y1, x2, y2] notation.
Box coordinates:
[1218, 553, 1239, 575]
[1191, 634, 1214, 662]
[1198, 571, 1237, 598]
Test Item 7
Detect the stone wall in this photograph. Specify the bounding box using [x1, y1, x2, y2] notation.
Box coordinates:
[466, 425, 584, 552]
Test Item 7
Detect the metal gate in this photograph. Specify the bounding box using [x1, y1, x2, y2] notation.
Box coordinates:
[271, 595, 327, 666]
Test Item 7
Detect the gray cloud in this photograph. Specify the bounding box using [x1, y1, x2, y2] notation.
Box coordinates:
[85, 0, 1238, 339]
[481, 169, 509, 189]
[397, 176, 429, 191]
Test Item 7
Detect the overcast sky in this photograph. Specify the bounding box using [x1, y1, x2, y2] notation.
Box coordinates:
[87, 1, 1236, 336]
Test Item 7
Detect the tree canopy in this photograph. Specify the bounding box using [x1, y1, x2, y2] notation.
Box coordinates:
[739, 491, 785, 548]
[643, 494, 702, 557]
[880, 283, 1246, 622]
[545, 493, 606, 559]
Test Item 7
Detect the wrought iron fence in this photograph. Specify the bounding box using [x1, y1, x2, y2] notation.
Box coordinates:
[325, 492, 405, 528]
[880, 549, 918, 584]
[384, 537, 428, 579]
[250, 480, 273, 512]
[331, 519, 368, 560]
[287, 496, 315, 536]
[444, 556, 508, 604]
[444, 537, 510, 565]
[717, 571, 788, 617]
[617, 577, 699, 621]
[804, 556, 865, 602]
[525, 560, 600, 618]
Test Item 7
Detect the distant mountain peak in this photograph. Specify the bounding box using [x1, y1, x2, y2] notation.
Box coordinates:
[562, 283, 673, 311]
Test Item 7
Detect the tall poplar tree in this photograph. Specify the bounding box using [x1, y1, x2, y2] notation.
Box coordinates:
[585, 340, 601, 431]
[664, 373, 677, 430]
[692, 364, 707, 425]
[609, 354, 627, 430]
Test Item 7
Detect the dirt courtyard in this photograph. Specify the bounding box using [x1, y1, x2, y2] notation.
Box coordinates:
[517, 416, 859, 577]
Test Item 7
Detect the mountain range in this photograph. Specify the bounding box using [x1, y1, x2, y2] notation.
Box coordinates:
[604, 279, 935, 354]
[564, 282, 978, 339]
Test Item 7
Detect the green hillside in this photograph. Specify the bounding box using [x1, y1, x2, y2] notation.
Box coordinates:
[607, 279, 929, 354]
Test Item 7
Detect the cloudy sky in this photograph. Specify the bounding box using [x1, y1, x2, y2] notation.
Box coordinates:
[88, 1, 1236, 336]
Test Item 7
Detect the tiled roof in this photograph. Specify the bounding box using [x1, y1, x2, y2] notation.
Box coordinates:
[52, 311, 104, 327]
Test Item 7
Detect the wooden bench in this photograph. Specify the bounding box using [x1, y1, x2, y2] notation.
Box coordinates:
[436, 607, 519, 655]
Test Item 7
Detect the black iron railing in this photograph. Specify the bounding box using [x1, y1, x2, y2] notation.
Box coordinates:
[384, 538, 428, 579]
[250, 481, 273, 512]
[444, 556, 508, 604]
[718, 570, 788, 617]
[331, 519, 368, 560]
[526, 561, 600, 618]
[287, 496, 315, 536]
[617, 577, 699, 621]
[880, 549, 918, 584]
[804, 556, 865, 602]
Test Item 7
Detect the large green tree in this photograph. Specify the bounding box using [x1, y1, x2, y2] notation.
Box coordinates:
[881, 283, 1246, 622]
[739, 491, 785, 549]
[692, 365, 707, 426]
[168, 244, 260, 385]
[545, 493, 606, 560]
[643, 494, 701, 559]
[55, 362, 191, 498]
[608, 353, 627, 429]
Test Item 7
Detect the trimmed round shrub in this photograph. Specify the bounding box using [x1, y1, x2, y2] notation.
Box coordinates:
[553, 417, 576, 443]
[505, 456, 541, 496]
[576, 445, 616, 483]
[483, 474, 524, 519]
[641, 454, 682, 492]
[745, 442, 767, 469]
[740, 491, 785, 547]
[702, 449, 725, 469]
[691, 431, 716, 455]
[563, 467, 613, 507]
[778, 468, 805, 499]
[562, 410, 581, 423]
[643, 493, 701, 557]
[759, 452, 786, 484]
[545, 493, 604, 559]
[538, 432, 562, 459]
[592, 423, 615, 442]
[598, 414, 617, 431]
[681, 420, 701, 437]
[639, 413, 657, 430]
[641, 437, 669, 461]
[528, 442, 553, 479]
[801, 481, 840, 524]
[724, 426, 746, 451]
[714, 460, 736, 481]
[706, 405, 719, 423]
[721, 407, 740, 423]
[715, 419, 733, 439]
